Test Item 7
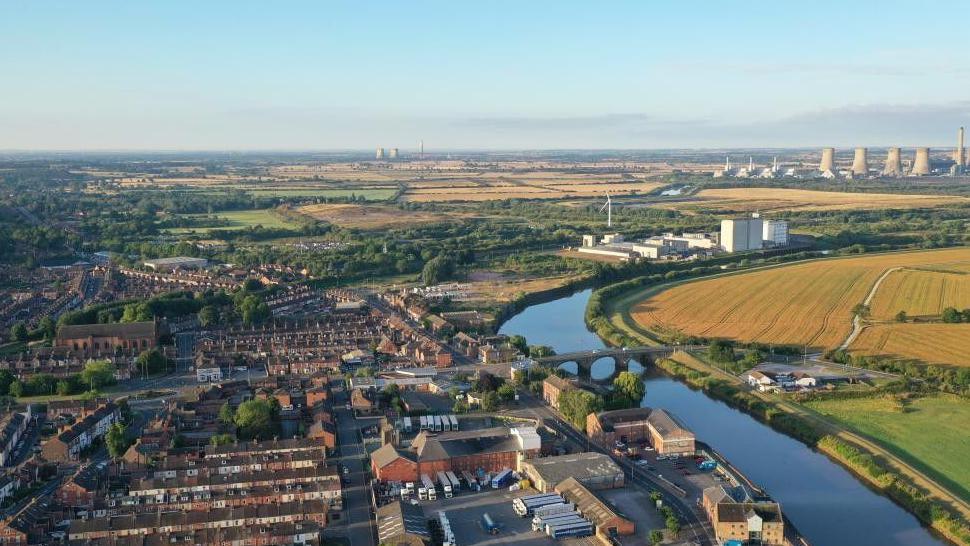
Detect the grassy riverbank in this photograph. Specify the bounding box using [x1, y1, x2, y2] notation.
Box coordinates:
[588, 277, 970, 545]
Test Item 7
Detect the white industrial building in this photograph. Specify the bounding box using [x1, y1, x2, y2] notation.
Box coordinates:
[720, 215, 764, 253]
[143, 256, 209, 271]
[762, 220, 789, 247]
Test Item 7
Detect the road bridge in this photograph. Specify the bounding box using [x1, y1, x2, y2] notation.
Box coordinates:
[535, 345, 673, 381]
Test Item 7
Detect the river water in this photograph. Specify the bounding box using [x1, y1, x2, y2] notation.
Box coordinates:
[499, 289, 944, 546]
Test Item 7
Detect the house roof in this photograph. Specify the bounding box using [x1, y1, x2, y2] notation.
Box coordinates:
[521, 452, 623, 486]
[57, 321, 156, 340]
[543, 374, 576, 392]
[717, 502, 782, 523]
[371, 443, 414, 469]
[555, 477, 632, 530]
[377, 500, 429, 544]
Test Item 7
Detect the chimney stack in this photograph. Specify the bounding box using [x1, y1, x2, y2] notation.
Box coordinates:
[851, 147, 869, 177]
[883, 147, 902, 176]
[819, 147, 835, 173]
[911, 147, 931, 176]
[955, 127, 966, 168]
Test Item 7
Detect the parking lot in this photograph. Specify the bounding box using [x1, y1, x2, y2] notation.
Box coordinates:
[631, 450, 730, 506]
[419, 486, 597, 546]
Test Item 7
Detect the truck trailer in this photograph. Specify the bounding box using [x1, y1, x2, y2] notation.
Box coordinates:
[437, 471, 453, 498]
[491, 468, 514, 489]
[512, 493, 564, 517]
[421, 474, 437, 501]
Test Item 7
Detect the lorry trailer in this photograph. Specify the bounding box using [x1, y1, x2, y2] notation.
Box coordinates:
[491, 468, 514, 489]
[512, 493, 564, 516]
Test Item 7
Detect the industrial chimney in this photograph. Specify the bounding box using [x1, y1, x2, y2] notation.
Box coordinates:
[955, 127, 966, 168]
[911, 147, 931, 176]
[851, 147, 869, 177]
[883, 147, 902, 176]
[819, 147, 835, 173]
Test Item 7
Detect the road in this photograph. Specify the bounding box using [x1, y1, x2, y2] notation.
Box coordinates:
[513, 392, 713, 545]
[334, 392, 377, 546]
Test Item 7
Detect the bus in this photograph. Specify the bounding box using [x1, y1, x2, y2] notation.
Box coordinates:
[512, 493, 564, 517]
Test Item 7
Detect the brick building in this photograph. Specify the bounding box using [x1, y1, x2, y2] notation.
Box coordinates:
[542, 375, 576, 410]
[586, 407, 695, 456]
[55, 321, 158, 353]
[702, 485, 785, 545]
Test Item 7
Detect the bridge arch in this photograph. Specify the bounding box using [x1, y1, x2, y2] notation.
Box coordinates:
[589, 356, 618, 381]
[556, 361, 579, 376]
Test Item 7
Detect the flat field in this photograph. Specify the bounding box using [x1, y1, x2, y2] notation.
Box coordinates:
[248, 187, 396, 200]
[658, 187, 968, 213]
[803, 393, 970, 499]
[869, 268, 970, 319]
[165, 209, 299, 233]
[402, 178, 660, 202]
[297, 203, 468, 229]
[849, 323, 970, 367]
[630, 248, 970, 349]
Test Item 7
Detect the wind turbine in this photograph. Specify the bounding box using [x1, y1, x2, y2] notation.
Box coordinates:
[599, 193, 612, 228]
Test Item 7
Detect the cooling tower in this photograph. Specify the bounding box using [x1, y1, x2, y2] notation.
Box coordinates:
[883, 147, 902, 176]
[911, 147, 931, 176]
[819, 147, 835, 172]
[955, 127, 966, 168]
[851, 147, 869, 176]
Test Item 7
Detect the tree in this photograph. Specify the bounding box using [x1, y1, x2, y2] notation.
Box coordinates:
[8, 381, 23, 398]
[421, 255, 455, 286]
[81, 360, 117, 390]
[135, 349, 167, 377]
[474, 372, 502, 393]
[56, 380, 72, 396]
[38, 316, 56, 341]
[10, 323, 27, 343]
[106, 422, 130, 458]
[497, 383, 516, 401]
[198, 305, 219, 328]
[665, 515, 681, 536]
[237, 294, 270, 326]
[895, 310, 908, 323]
[509, 335, 528, 354]
[218, 402, 235, 425]
[649, 530, 664, 545]
[707, 340, 735, 363]
[613, 371, 645, 406]
[479, 391, 500, 412]
[210, 433, 235, 446]
[528, 345, 556, 358]
[452, 399, 469, 414]
[558, 389, 604, 428]
[942, 307, 963, 323]
[121, 302, 152, 323]
[0, 370, 15, 396]
[234, 398, 279, 440]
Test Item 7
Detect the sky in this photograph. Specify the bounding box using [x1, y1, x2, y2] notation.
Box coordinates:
[2, 0, 969, 150]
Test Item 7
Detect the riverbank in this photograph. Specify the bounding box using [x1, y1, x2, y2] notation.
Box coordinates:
[662, 353, 970, 544]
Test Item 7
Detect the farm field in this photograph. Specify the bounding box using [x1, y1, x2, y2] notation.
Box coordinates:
[248, 187, 396, 200]
[630, 247, 970, 349]
[869, 268, 970, 319]
[849, 323, 970, 367]
[656, 187, 969, 213]
[165, 209, 300, 233]
[297, 203, 472, 229]
[402, 179, 660, 202]
[803, 393, 970, 500]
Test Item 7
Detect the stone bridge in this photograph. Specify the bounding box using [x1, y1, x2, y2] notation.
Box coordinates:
[534, 345, 673, 382]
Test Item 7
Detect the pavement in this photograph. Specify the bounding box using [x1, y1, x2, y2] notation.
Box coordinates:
[333, 391, 377, 546]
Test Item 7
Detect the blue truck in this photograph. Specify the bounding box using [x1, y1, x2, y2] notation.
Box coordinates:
[491, 468, 514, 489]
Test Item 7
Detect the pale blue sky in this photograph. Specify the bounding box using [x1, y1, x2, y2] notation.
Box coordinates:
[2, 1, 968, 150]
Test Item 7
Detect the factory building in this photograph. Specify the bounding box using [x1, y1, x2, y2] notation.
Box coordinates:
[720, 215, 763, 253]
[586, 407, 695, 456]
[762, 220, 789, 247]
[519, 452, 625, 493]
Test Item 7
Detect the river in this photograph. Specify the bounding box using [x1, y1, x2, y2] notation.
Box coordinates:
[499, 288, 944, 546]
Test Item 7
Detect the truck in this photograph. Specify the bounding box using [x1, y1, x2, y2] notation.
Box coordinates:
[437, 471, 453, 498]
[533, 514, 585, 533]
[532, 502, 575, 519]
[439, 512, 455, 546]
[441, 414, 451, 431]
[446, 471, 461, 493]
[461, 470, 478, 490]
[481, 512, 499, 535]
[491, 468, 514, 489]
[449, 414, 459, 431]
[434, 415, 443, 432]
[403, 416, 412, 433]
[420, 415, 428, 430]
[421, 474, 437, 501]
[548, 521, 593, 539]
[512, 493, 564, 517]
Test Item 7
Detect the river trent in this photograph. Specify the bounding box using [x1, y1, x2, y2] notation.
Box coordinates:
[498, 288, 944, 546]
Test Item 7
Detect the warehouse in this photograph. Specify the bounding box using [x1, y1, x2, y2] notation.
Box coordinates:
[555, 477, 635, 543]
[587, 407, 695, 456]
[142, 256, 209, 271]
[377, 500, 430, 546]
[519, 452, 625, 493]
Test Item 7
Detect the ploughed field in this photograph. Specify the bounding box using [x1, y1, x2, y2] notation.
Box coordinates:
[631, 247, 970, 350]
[868, 266, 970, 320]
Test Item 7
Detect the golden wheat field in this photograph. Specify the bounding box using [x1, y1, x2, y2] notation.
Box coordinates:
[631, 248, 970, 349]
[869, 268, 970, 320]
[850, 323, 970, 367]
[297, 203, 472, 229]
[662, 187, 969, 213]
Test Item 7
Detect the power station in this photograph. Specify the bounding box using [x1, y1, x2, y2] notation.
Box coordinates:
[883, 147, 902, 176]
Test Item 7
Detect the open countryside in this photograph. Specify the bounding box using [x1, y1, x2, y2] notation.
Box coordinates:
[658, 187, 970, 213]
[849, 323, 970, 367]
[631, 248, 970, 350]
[869, 268, 970, 320]
[803, 393, 970, 502]
[297, 203, 473, 230]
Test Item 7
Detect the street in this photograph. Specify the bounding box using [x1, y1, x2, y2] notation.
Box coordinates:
[334, 391, 377, 546]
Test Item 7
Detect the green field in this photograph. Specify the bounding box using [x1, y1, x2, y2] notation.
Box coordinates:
[247, 188, 397, 200]
[166, 209, 300, 234]
[803, 393, 970, 500]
